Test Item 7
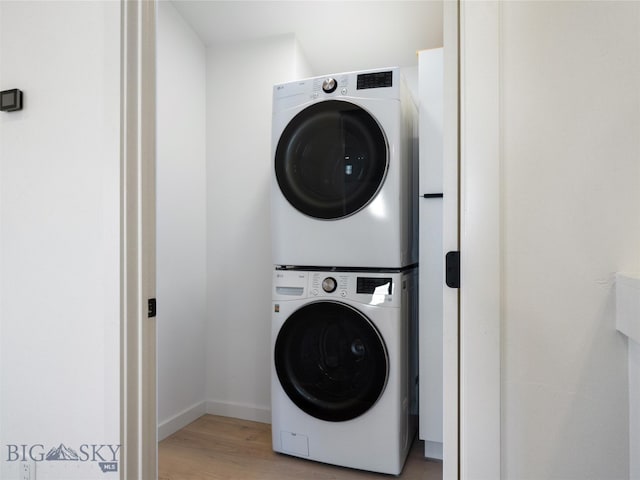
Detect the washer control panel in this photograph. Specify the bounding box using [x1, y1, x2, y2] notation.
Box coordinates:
[311, 272, 349, 298]
[308, 272, 395, 305]
[273, 269, 404, 307]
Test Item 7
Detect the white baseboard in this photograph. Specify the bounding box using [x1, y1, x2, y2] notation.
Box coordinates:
[206, 399, 271, 424]
[424, 440, 444, 461]
[158, 401, 207, 441]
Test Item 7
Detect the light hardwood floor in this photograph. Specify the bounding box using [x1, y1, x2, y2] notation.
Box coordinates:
[159, 415, 442, 480]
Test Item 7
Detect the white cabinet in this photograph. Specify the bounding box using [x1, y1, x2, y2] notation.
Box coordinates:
[417, 48, 444, 460]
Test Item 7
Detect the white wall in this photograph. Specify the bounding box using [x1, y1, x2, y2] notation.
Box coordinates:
[156, 0, 208, 439]
[0, 2, 120, 479]
[205, 34, 311, 422]
[499, 2, 640, 479]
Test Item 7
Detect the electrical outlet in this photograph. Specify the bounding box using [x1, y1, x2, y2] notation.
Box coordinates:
[20, 461, 35, 480]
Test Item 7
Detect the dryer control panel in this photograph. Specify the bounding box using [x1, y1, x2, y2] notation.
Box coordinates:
[272, 67, 400, 106]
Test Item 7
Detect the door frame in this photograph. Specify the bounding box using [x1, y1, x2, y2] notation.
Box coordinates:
[458, 1, 502, 478]
[118, 1, 503, 479]
[442, 1, 459, 477]
[120, 0, 157, 479]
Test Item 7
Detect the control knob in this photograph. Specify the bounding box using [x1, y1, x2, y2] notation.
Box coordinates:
[322, 277, 337, 293]
[322, 78, 337, 94]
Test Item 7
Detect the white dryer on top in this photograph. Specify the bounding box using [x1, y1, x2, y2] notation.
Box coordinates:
[271, 68, 417, 269]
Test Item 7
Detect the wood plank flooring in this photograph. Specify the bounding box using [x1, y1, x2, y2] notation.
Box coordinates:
[159, 415, 442, 480]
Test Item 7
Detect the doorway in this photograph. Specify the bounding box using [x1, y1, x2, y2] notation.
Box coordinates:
[154, 0, 445, 450]
[125, 1, 488, 478]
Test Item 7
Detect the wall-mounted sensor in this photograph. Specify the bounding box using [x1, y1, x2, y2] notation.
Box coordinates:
[0, 89, 23, 112]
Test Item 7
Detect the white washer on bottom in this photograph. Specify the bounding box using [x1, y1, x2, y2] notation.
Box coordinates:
[271, 267, 417, 475]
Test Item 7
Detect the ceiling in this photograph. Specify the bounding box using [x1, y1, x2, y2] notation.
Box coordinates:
[170, 0, 443, 75]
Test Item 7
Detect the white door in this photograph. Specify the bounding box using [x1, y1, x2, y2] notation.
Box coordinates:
[441, 2, 502, 479]
[458, 1, 501, 478]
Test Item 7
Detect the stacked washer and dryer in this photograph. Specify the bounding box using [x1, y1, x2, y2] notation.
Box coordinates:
[270, 67, 418, 475]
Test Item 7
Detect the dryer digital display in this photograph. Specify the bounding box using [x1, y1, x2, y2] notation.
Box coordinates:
[356, 71, 393, 90]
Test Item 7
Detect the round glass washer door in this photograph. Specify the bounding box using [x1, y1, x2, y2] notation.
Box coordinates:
[275, 100, 388, 220]
[274, 300, 389, 422]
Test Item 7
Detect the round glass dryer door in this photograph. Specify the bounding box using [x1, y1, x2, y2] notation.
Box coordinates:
[275, 100, 388, 220]
[274, 301, 389, 422]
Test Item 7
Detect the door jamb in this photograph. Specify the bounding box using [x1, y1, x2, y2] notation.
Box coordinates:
[120, 0, 157, 478]
[458, 1, 502, 478]
[442, 1, 460, 478]
[117, 1, 504, 479]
